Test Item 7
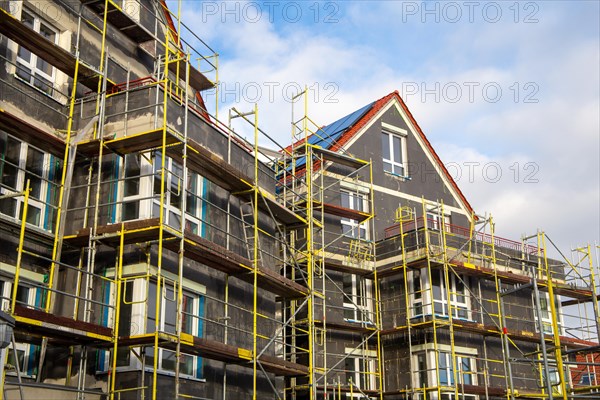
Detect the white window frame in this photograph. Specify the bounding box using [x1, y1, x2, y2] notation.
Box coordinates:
[102, 265, 206, 380]
[542, 359, 563, 395]
[382, 123, 408, 177]
[426, 211, 451, 232]
[412, 344, 478, 398]
[0, 265, 46, 378]
[340, 190, 368, 240]
[152, 153, 203, 233]
[441, 394, 478, 400]
[144, 278, 202, 378]
[410, 269, 424, 318]
[438, 352, 476, 386]
[5, 341, 33, 377]
[14, 7, 58, 97]
[0, 279, 10, 312]
[119, 153, 152, 222]
[578, 372, 596, 386]
[534, 292, 563, 336]
[431, 270, 471, 321]
[343, 274, 373, 324]
[342, 274, 373, 324]
[344, 347, 377, 391]
[5, 3, 72, 104]
[0, 263, 46, 311]
[0, 132, 60, 232]
[415, 351, 428, 390]
[118, 152, 203, 234]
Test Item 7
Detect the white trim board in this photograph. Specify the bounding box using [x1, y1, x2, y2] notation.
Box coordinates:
[322, 170, 469, 217]
[105, 263, 206, 295]
[0, 262, 46, 283]
[339, 98, 473, 219]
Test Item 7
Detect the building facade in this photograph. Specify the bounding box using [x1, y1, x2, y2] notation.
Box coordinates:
[0, 1, 599, 400]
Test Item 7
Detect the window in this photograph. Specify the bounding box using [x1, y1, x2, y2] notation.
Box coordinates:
[548, 366, 559, 386]
[0, 277, 43, 313]
[0, 132, 61, 231]
[382, 129, 407, 176]
[438, 352, 475, 386]
[0, 276, 42, 377]
[538, 296, 552, 334]
[118, 152, 204, 234]
[152, 152, 203, 233]
[416, 352, 428, 388]
[431, 271, 470, 320]
[413, 348, 477, 393]
[411, 270, 423, 318]
[440, 395, 477, 400]
[0, 280, 9, 311]
[146, 280, 203, 377]
[534, 292, 562, 335]
[15, 8, 58, 97]
[342, 274, 371, 323]
[121, 154, 144, 222]
[427, 212, 451, 232]
[102, 273, 205, 379]
[344, 348, 377, 391]
[340, 190, 368, 239]
[579, 372, 595, 385]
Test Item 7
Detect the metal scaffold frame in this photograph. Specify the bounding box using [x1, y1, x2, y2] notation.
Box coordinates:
[67, 2, 307, 398]
[1, 2, 599, 400]
[2, 0, 307, 397]
[378, 197, 600, 400]
[0, 1, 280, 399]
[279, 88, 382, 399]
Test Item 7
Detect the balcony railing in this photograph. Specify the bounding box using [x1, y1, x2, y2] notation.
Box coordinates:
[384, 217, 540, 254]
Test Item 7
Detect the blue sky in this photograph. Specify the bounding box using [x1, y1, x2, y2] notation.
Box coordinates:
[173, 0, 599, 253]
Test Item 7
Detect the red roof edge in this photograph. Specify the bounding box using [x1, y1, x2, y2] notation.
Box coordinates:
[282, 90, 475, 217]
[282, 93, 393, 154]
[329, 92, 395, 153]
[332, 90, 475, 216]
[391, 91, 476, 218]
[159, 1, 179, 44]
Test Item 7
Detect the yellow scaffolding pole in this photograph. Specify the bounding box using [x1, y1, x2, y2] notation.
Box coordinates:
[421, 198, 443, 400]
[439, 201, 460, 400]
[490, 214, 516, 400]
[397, 205, 414, 396]
[540, 232, 568, 399]
[302, 87, 317, 400]
[150, 19, 172, 400]
[252, 102, 259, 400]
[370, 161, 383, 400]
[174, 48, 191, 400]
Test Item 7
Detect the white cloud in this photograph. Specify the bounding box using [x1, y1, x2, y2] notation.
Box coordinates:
[180, 0, 599, 251]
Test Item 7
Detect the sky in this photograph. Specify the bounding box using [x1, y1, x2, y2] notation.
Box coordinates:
[172, 0, 599, 256]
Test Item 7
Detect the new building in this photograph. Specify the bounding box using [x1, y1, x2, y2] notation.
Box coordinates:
[0, 1, 598, 400]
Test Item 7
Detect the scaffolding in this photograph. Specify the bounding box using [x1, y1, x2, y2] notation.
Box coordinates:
[378, 198, 600, 400]
[277, 88, 381, 399]
[0, 1, 599, 400]
[1, 1, 316, 399]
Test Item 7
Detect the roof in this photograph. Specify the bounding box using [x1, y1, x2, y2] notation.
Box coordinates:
[308, 101, 374, 148]
[288, 100, 375, 170]
[285, 90, 475, 216]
